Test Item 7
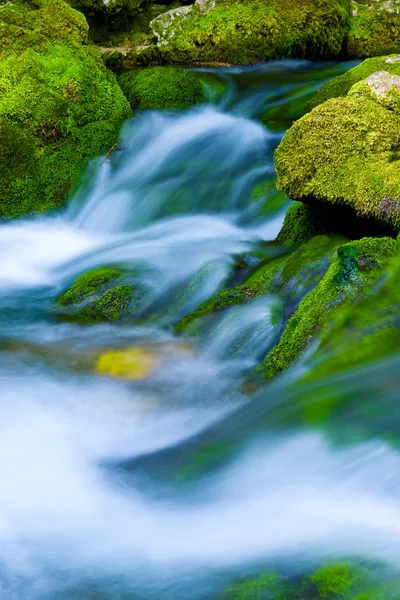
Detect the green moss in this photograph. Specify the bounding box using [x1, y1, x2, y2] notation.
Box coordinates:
[221, 573, 283, 600]
[151, 0, 351, 65]
[307, 56, 400, 111]
[175, 235, 339, 334]
[348, 1, 400, 59]
[275, 76, 400, 230]
[311, 563, 356, 598]
[262, 237, 396, 377]
[275, 201, 331, 246]
[57, 266, 140, 322]
[0, 0, 89, 55]
[0, 1, 130, 218]
[217, 560, 390, 600]
[118, 66, 205, 110]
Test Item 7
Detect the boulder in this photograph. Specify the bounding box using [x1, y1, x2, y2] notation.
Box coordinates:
[0, 0, 130, 218]
[276, 67, 400, 231]
[150, 0, 351, 64]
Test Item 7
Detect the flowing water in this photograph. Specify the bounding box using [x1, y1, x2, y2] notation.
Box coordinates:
[2, 60, 400, 599]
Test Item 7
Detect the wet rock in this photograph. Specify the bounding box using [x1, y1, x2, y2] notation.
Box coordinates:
[118, 66, 206, 110]
[261, 236, 396, 377]
[276, 61, 400, 230]
[56, 267, 145, 322]
[0, 0, 130, 218]
[149, 0, 351, 65]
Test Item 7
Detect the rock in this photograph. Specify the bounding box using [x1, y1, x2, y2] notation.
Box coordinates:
[118, 66, 206, 110]
[56, 266, 144, 322]
[0, 0, 130, 218]
[176, 236, 340, 334]
[261, 237, 396, 377]
[364, 70, 400, 98]
[149, 0, 351, 65]
[348, 0, 400, 58]
[307, 55, 400, 111]
[276, 64, 400, 230]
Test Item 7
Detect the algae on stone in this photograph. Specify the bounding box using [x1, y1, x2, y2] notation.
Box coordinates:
[150, 0, 351, 65]
[118, 66, 205, 110]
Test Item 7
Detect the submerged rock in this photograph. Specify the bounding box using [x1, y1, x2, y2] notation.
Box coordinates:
[276, 63, 400, 231]
[96, 346, 159, 380]
[0, 0, 130, 218]
[150, 0, 351, 64]
[56, 267, 143, 322]
[219, 560, 387, 600]
[118, 66, 206, 109]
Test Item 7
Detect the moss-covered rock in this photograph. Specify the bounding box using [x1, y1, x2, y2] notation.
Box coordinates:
[176, 235, 340, 334]
[276, 66, 400, 231]
[150, 0, 351, 65]
[0, 0, 130, 218]
[261, 236, 396, 377]
[303, 243, 400, 380]
[56, 266, 143, 322]
[118, 66, 205, 109]
[348, 0, 400, 58]
[218, 560, 389, 600]
[308, 55, 400, 111]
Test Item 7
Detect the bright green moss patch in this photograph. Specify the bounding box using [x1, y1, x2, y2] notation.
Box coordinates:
[348, 1, 400, 59]
[305, 246, 400, 380]
[57, 266, 141, 322]
[275, 78, 400, 230]
[217, 560, 390, 600]
[151, 0, 351, 65]
[311, 563, 356, 598]
[118, 66, 205, 110]
[261, 237, 396, 377]
[0, 0, 130, 218]
[307, 56, 400, 111]
[176, 236, 340, 334]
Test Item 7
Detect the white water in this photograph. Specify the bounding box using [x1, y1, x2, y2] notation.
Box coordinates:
[1, 62, 398, 599]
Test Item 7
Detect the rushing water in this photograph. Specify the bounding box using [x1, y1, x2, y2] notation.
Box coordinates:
[3, 60, 400, 599]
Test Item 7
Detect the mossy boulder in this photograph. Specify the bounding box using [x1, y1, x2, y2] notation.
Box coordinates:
[150, 0, 351, 65]
[118, 66, 206, 110]
[261, 236, 396, 377]
[56, 266, 143, 322]
[349, 0, 400, 58]
[0, 0, 130, 218]
[276, 66, 400, 232]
